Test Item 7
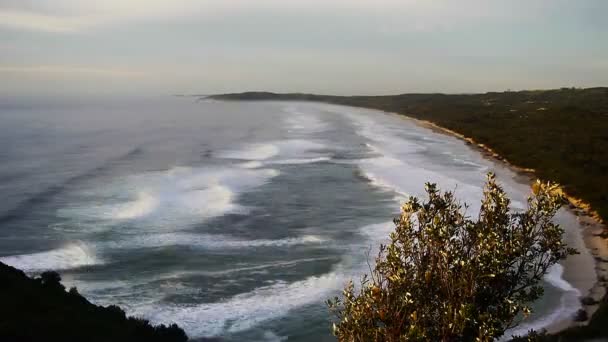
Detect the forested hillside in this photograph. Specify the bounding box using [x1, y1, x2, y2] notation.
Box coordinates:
[211, 88, 608, 222]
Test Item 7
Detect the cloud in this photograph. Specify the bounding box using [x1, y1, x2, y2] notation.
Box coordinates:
[0, 0, 529, 34]
[0, 9, 97, 33]
[0, 0, 605, 96]
[0, 65, 144, 78]
[0, 1, 202, 33]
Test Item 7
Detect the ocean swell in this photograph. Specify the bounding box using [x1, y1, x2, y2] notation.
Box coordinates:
[132, 270, 344, 337]
[0, 242, 100, 272]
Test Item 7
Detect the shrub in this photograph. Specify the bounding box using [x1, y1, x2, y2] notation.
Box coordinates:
[328, 173, 576, 341]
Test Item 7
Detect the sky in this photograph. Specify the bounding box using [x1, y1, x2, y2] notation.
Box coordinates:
[1, 0, 607, 98]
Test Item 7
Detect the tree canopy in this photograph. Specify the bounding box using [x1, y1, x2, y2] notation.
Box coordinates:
[328, 174, 576, 341]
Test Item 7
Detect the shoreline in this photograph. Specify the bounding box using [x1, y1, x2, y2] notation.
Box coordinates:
[218, 98, 607, 335]
[395, 111, 608, 333]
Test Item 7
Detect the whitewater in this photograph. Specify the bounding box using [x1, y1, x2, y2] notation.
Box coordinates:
[0, 97, 595, 340]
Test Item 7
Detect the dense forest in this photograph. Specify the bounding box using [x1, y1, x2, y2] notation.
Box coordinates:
[210, 88, 608, 223]
[0, 262, 188, 342]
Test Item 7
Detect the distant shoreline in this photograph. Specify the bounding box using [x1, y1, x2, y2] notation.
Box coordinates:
[208, 89, 607, 224]
[208, 90, 608, 335]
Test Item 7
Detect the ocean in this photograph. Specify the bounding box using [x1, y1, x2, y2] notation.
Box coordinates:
[0, 97, 593, 340]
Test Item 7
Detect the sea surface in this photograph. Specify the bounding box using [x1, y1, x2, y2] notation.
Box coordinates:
[0, 97, 593, 340]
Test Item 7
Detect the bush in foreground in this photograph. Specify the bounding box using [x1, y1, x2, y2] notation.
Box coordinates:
[328, 173, 576, 341]
[0, 263, 188, 342]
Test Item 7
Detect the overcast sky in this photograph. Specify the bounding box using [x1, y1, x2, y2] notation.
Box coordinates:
[1, 0, 607, 97]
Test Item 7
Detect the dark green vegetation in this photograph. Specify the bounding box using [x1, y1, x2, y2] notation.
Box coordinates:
[328, 175, 574, 341]
[0, 262, 188, 342]
[210, 87, 608, 223]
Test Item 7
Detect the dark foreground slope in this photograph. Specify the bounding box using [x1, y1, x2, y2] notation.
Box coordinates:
[210, 88, 608, 223]
[0, 262, 188, 342]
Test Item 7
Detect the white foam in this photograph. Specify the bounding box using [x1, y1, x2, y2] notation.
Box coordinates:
[343, 109, 530, 217]
[268, 156, 331, 165]
[260, 330, 288, 342]
[544, 264, 580, 293]
[341, 111, 427, 155]
[63, 278, 132, 294]
[174, 167, 279, 191]
[109, 233, 326, 249]
[170, 184, 237, 219]
[133, 270, 344, 337]
[240, 161, 264, 169]
[66, 257, 334, 300]
[359, 221, 394, 242]
[62, 166, 279, 230]
[196, 257, 333, 277]
[113, 191, 160, 219]
[355, 221, 397, 269]
[338, 110, 485, 210]
[218, 143, 280, 161]
[503, 265, 581, 339]
[219, 140, 329, 165]
[0, 242, 99, 272]
[274, 139, 327, 156]
[359, 153, 483, 209]
[283, 106, 329, 134]
[452, 157, 487, 169]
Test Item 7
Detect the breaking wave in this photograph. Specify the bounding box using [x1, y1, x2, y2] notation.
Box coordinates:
[283, 105, 329, 134]
[218, 144, 280, 161]
[59, 166, 279, 230]
[107, 233, 326, 250]
[504, 264, 581, 339]
[0, 242, 100, 272]
[113, 191, 160, 219]
[132, 270, 344, 337]
[219, 139, 331, 167]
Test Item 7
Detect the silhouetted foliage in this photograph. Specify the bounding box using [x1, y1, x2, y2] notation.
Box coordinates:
[327, 174, 575, 341]
[39, 270, 64, 291]
[0, 262, 188, 342]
